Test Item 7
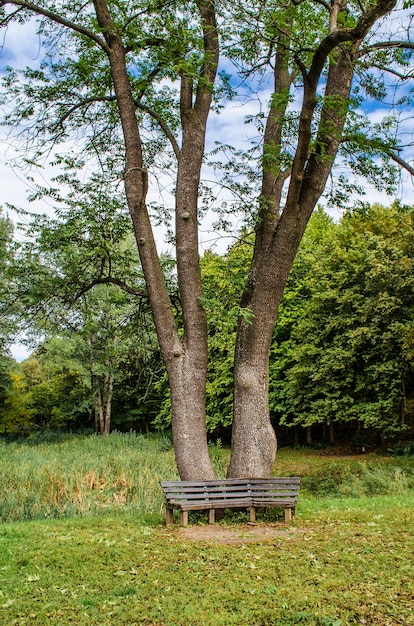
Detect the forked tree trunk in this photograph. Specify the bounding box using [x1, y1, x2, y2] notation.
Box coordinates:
[229, 38, 358, 478]
[92, 0, 218, 479]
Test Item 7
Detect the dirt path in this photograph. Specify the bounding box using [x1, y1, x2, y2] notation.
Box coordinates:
[171, 523, 305, 545]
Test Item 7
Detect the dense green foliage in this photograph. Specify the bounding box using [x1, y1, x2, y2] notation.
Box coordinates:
[277, 203, 414, 437]
[1, 176, 165, 434]
[200, 203, 414, 444]
[2, 202, 413, 445]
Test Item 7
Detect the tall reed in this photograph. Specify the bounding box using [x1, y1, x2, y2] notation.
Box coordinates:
[0, 433, 179, 522]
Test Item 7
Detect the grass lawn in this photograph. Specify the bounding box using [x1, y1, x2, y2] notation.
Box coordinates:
[0, 435, 413, 625]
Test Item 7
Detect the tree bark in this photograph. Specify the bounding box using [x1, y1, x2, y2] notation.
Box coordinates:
[92, 0, 218, 479]
[229, 34, 359, 477]
[92, 374, 104, 435]
[166, 1, 218, 480]
[102, 367, 113, 434]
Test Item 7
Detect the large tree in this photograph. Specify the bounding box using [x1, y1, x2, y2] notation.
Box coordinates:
[1, 0, 412, 478]
[224, 0, 413, 476]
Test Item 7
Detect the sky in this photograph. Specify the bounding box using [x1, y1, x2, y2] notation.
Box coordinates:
[1, 5, 413, 362]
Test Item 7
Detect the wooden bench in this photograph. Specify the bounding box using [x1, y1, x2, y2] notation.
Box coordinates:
[160, 477, 300, 527]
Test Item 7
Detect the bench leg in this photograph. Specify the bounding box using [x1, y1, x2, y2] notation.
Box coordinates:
[284, 507, 292, 524]
[180, 510, 189, 527]
[208, 509, 215, 524]
[249, 507, 256, 523]
[166, 507, 174, 526]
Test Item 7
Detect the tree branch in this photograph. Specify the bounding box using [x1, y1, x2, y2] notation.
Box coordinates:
[360, 40, 414, 56]
[308, 0, 398, 86]
[51, 94, 180, 159]
[342, 134, 414, 177]
[359, 62, 413, 80]
[72, 276, 148, 302]
[389, 151, 414, 177]
[134, 101, 180, 159]
[0, 5, 23, 26]
[52, 95, 117, 130]
[0, 0, 109, 52]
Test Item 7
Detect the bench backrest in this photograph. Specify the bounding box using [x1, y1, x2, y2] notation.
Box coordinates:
[160, 477, 300, 503]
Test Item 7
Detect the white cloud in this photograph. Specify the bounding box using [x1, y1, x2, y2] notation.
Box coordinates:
[10, 342, 30, 362]
[0, 17, 42, 69]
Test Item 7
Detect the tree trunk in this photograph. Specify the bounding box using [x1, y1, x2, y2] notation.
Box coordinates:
[227, 345, 277, 477]
[329, 422, 335, 445]
[92, 0, 218, 479]
[92, 374, 104, 435]
[293, 427, 299, 446]
[229, 38, 358, 478]
[168, 352, 215, 480]
[102, 368, 113, 434]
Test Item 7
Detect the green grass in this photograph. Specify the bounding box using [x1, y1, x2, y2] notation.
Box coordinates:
[0, 498, 413, 625]
[0, 434, 413, 624]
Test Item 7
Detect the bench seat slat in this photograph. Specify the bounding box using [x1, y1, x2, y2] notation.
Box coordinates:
[161, 478, 300, 488]
[168, 500, 254, 511]
[164, 491, 298, 502]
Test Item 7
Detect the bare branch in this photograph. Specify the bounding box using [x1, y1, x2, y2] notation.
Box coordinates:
[359, 62, 413, 80]
[312, 0, 331, 11]
[388, 150, 414, 177]
[342, 135, 414, 177]
[360, 40, 414, 56]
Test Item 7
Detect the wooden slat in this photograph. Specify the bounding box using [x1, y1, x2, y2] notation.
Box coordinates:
[179, 499, 252, 511]
[253, 499, 296, 506]
[162, 489, 298, 499]
[161, 481, 299, 492]
[165, 492, 254, 501]
[160, 477, 300, 489]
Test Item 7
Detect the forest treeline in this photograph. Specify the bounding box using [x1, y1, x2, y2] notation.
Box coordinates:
[1, 202, 413, 448]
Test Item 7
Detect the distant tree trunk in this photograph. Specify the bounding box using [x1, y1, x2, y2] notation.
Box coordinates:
[93, 375, 104, 435]
[102, 367, 114, 435]
[400, 381, 406, 424]
[329, 422, 335, 444]
[293, 427, 299, 446]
